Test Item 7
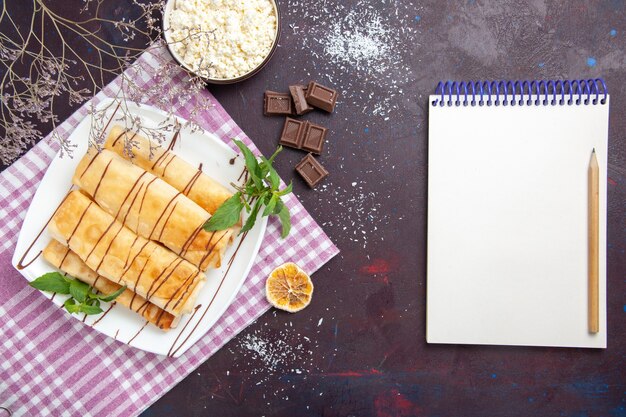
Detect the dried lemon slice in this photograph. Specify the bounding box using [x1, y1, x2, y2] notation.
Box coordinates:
[265, 263, 314, 312]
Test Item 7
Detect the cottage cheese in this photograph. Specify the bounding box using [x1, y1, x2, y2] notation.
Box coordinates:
[168, 0, 277, 79]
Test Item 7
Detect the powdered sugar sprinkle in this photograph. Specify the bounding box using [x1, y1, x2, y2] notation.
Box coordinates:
[287, 0, 419, 118]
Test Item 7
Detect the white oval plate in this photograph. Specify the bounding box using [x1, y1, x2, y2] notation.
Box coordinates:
[11, 98, 267, 357]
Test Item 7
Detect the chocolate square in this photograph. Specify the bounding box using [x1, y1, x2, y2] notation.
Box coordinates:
[295, 154, 329, 188]
[289, 85, 314, 115]
[301, 122, 327, 154]
[305, 82, 338, 113]
[264, 91, 294, 116]
[279, 117, 307, 149]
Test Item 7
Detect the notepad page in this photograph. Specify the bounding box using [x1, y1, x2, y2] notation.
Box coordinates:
[426, 96, 608, 348]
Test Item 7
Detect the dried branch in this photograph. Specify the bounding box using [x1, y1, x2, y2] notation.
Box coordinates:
[0, 0, 214, 165]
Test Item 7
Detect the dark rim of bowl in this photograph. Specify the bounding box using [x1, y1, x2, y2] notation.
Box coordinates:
[162, 0, 281, 85]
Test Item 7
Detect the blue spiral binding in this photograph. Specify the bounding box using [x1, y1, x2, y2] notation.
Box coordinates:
[432, 79, 608, 107]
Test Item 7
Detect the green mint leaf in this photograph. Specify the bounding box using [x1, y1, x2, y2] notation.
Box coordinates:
[245, 182, 257, 195]
[269, 170, 280, 191]
[242, 195, 252, 211]
[240, 198, 262, 234]
[258, 158, 270, 179]
[267, 146, 282, 165]
[85, 297, 100, 307]
[259, 156, 280, 191]
[233, 140, 263, 188]
[264, 158, 281, 190]
[277, 182, 293, 197]
[203, 192, 244, 231]
[98, 285, 127, 302]
[63, 298, 80, 314]
[249, 171, 263, 190]
[69, 279, 90, 303]
[263, 195, 278, 217]
[277, 204, 291, 238]
[207, 140, 292, 238]
[273, 198, 285, 215]
[29, 272, 71, 294]
[79, 303, 103, 315]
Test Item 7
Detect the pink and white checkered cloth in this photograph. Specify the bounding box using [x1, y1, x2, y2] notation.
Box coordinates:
[0, 45, 338, 416]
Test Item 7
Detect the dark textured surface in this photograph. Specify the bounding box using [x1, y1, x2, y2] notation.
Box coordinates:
[3, 1, 626, 416]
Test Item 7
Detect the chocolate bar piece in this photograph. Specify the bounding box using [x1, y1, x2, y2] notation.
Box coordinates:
[305, 82, 338, 113]
[301, 122, 327, 154]
[289, 85, 313, 115]
[279, 117, 307, 149]
[264, 91, 294, 116]
[278, 118, 328, 154]
[295, 154, 328, 188]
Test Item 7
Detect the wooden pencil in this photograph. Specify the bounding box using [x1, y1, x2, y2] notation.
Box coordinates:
[588, 149, 599, 334]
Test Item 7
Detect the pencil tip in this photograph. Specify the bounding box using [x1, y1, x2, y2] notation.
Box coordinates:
[592, 148, 596, 153]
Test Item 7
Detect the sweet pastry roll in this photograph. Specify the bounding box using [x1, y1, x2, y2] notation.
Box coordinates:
[48, 190, 205, 317]
[42, 239, 179, 330]
[104, 125, 234, 215]
[73, 148, 236, 271]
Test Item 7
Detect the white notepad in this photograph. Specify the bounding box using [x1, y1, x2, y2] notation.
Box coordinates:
[426, 80, 609, 348]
